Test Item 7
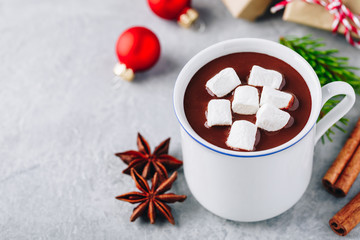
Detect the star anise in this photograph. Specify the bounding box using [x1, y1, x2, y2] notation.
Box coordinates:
[115, 133, 183, 181]
[116, 168, 187, 224]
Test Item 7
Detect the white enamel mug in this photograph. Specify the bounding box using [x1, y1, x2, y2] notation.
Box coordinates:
[173, 38, 356, 222]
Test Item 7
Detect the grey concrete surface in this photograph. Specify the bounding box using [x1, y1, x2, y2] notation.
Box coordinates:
[1, 0, 360, 239]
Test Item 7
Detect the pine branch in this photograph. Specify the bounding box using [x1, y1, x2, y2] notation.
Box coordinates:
[279, 35, 359, 143]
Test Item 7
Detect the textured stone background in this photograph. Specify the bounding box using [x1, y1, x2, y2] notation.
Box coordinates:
[1, 0, 360, 239]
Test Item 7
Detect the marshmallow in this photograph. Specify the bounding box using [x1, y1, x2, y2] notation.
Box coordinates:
[248, 65, 283, 89]
[206, 68, 241, 97]
[206, 99, 232, 127]
[260, 86, 294, 109]
[226, 120, 258, 151]
[256, 104, 290, 132]
[232, 86, 259, 115]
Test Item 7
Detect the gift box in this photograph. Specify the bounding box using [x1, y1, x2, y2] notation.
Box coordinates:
[282, 0, 360, 38]
[222, 0, 273, 21]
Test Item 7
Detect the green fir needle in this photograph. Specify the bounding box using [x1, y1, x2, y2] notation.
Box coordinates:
[279, 35, 360, 143]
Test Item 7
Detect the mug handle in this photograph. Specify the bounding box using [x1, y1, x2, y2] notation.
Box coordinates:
[315, 81, 356, 143]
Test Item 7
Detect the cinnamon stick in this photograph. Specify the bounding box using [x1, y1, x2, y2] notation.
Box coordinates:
[329, 192, 360, 236]
[333, 145, 360, 197]
[322, 119, 360, 194]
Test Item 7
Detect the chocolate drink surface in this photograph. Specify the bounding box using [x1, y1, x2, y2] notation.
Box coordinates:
[183, 52, 312, 151]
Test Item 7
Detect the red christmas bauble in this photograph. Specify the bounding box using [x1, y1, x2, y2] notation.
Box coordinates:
[148, 0, 191, 20]
[147, 0, 198, 28]
[114, 26, 160, 81]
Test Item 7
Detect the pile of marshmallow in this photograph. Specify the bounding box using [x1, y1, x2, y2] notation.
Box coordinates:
[206, 66, 295, 151]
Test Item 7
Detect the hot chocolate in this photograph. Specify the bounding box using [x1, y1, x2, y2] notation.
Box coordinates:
[183, 52, 312, 151]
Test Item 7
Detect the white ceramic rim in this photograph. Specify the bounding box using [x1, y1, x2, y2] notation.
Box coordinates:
[173, 38, 322, 158]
